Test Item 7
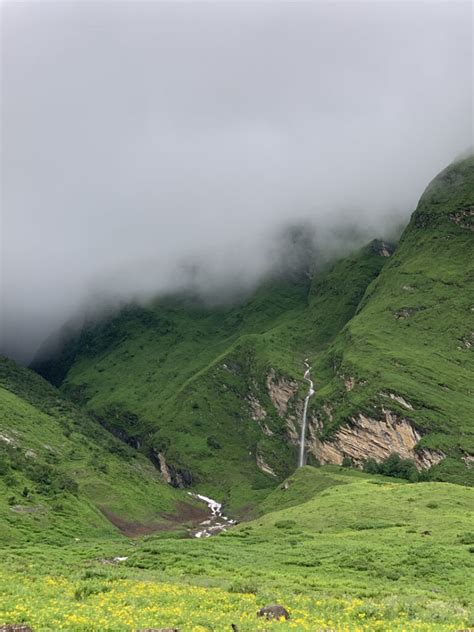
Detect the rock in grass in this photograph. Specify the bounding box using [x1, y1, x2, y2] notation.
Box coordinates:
[135, 629, 180, 632]
[0, 626, 34, 632]
[257, 604, 290, 620]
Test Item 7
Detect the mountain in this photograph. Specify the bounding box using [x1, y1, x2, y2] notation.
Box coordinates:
[32, 156, 474, 511]
[32, 244, 391, 510]
[0, 356, 203, 544]
[307, 156, 474, 484]
[1, 157, 473, 631]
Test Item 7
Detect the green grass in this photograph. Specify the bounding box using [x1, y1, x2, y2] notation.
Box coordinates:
[1, 466, 472, 630]
[0, 356, 201, 544]
[309, 156, 474, 472]
[32, 242, 391, 510]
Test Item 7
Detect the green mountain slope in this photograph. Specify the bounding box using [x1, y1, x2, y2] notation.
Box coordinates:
[33, 241, 389, 510]
[0, 356, 201, 544]
[308, 156, 474, 483]
[32, 156, 474, 509]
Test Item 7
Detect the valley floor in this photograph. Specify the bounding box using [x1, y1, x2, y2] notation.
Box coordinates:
[1, 467, 473, 631]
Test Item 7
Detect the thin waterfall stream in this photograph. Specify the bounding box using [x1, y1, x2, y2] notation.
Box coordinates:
[298, 358, 315, 467]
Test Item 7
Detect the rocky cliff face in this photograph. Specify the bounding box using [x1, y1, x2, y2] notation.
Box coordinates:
[151, 450, 193, 488]
[266, 370, 298, 416]
[257, 367, 445, 472]
[305, 409, 445, 470]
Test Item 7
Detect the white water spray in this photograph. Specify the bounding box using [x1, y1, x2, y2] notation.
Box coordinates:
[298, 358, 315, 467]
[188, 493, 236, 538]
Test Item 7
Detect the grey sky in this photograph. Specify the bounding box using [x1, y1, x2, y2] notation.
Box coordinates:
[1, 0, 472, 362]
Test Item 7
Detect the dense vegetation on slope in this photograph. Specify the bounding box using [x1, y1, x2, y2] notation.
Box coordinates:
[32, 157, 473, 507]
[33, 241, 389, 510]
[310, 156, 474, 482]
[0, 356, 200, 543]
[2, 466, 472, 630]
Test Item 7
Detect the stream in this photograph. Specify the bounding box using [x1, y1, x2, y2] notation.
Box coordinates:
[188, 493, 237, 538]
[298, 358, 315, 467]
[188, 358, 314, 534]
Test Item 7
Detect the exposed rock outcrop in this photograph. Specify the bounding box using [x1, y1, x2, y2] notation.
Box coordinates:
[256, 452, 277, 477]
[344, 377, 356, 392]
[150, 450, 193, 488]
[307, 410, 444, 470]
[0, 432, 15, 445]
[457, 332, 474, 350]
[266, 370, 298, 416]
[285, 414, 300, 442]
[462, 454, 474, 467]
[449, 205, 474, 231]
[377, 241, 394, 257]
[323, 403, 333, 421]
[393, 307, 424, 320]
[381, 392, 414, 410]
[247, 395, 267, 421]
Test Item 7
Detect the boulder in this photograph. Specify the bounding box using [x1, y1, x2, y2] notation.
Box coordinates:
[136, 629, 179, 632]
[257, 604, 290, 620]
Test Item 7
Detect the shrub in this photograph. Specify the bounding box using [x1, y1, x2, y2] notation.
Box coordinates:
[363, 458, 380, 474]
[458, 532, 474, 544]
[0, 458, 9, 475]
[207, 436, 221, 450]
[363, 453, 420, 481]
[56, 473, 79, 495]
[274, 519, 297, 529]
[81, 570, 107, 580]
[74, 581, 110, 600]
[228, 580, 259, 594]
[3, 473, 18, 487]
[380, 454, 419, 480]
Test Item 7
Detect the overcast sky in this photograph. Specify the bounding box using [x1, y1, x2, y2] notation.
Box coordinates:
[1, 0, 472, 362]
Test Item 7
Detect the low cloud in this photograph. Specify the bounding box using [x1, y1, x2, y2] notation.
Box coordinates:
[1, 1, 472, 362]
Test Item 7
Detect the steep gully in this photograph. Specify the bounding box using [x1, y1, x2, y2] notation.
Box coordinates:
[298, 358, 315, 467]
[190, 359, 313, 536]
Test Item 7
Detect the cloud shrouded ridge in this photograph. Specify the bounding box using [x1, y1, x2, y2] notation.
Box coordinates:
[1, 1, 472, 362]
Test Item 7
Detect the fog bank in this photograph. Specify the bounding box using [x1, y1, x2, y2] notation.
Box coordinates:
[1, 1, 472, 362]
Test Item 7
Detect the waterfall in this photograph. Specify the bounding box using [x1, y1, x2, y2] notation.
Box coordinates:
[298, 358, 315, 467]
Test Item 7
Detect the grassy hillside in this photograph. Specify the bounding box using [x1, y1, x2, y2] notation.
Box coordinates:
[309, 156, 474, 482]
[33, 242, 389, 510]
[32, 156, 473, 507]
[1, 466, 472, 630]
[0, 356, 202, 544]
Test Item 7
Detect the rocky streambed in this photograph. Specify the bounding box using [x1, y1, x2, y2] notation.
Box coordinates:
[188, 493, 236, 538]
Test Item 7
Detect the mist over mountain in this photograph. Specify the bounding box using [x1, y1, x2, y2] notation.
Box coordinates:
[2, 1, 472, 362]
